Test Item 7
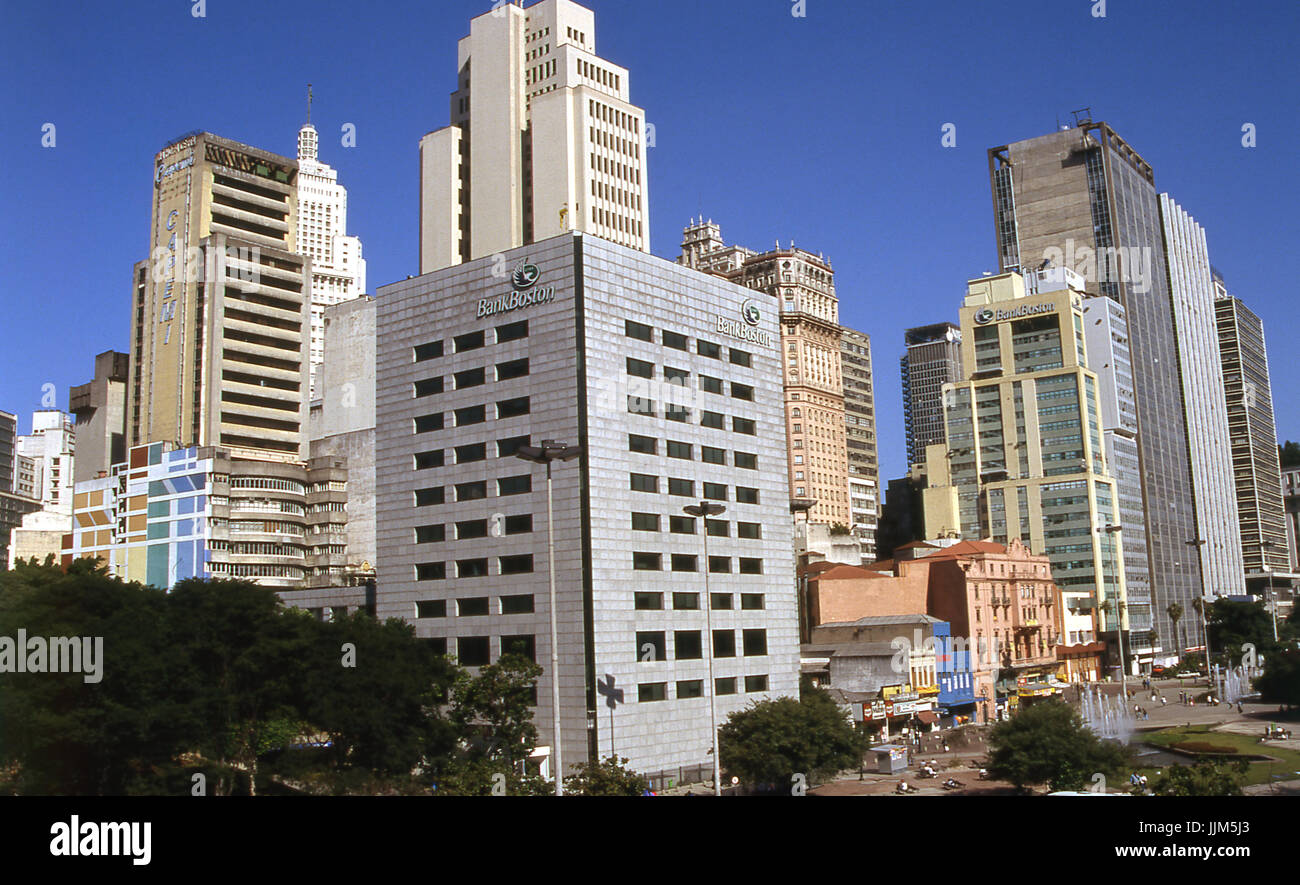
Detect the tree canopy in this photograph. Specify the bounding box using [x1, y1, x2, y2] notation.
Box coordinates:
[986, 699, 1129, 792]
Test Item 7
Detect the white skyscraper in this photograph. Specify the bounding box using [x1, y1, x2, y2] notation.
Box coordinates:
[1159, 194, 1244, 596]
[16, 410, 75, 515]
[296, 111, 367, 399]
[419, 0, 650, 273]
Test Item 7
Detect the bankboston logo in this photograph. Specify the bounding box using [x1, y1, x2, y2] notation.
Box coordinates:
[974, 302, 1055, 325]
[742, 299, 761, 326]
[717, 300, 772, 347]
[511, 260, 541, 291]
[478, 259, 557, 319]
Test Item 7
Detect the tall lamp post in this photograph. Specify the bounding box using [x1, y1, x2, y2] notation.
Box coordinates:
[684, 499, 726, 797]
[1098, 524, 1127, 695]
[1262, 540, 1280, 643]
[514, 439, 581, 796]
[1186, 538, 1213, 684]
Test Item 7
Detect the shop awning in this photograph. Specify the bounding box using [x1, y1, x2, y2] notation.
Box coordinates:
[917, 711, 939, 725]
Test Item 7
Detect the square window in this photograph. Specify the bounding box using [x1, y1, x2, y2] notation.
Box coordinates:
[628, 395, 656, 416]
[415, 487, 445, 507]
[501, 594, 534, 614]
[455, 367, 485, 389]
[636, 631, 665, 662]
[736, 487, 760, 504]
[665, 404, 690, 423]
[673, 592, 700, 610]
[743, 629, 768, 656]
[497, 397, 530, 419]
[667, 441, 692, 460]
[700, 411, 725, 429]
[733, 417, 756, 435]
[668, 478, 694, 497]
[731, 383, 754, 402]
[455, 443, 487, 464]
[498, 474, 532, 496]
[415, 524, 445, 543]
[700, 375, 724, 394]
[633, 552, 662, 570]
[631, 512, 660, 532]
[638, 682, 667, 702]
[457, 559, 489, 579]
[697, 340, 721, 359]
[500, 554, 534, 575]
[670, 553, 698, 572]
[497, 358, 530, 380]
[504, 514, 533, 534]
[705, 518, 729, 537]
[415, 414, 444, 434]
[414, 377, 444, 397]
[454, 331, 485, 352]
[739, 558, 764, 575]
[497, 435, 530, 457]
[414, 450, 444, 470]
[713, 629, 736, 657]
[729, 349, 752, 367]
[711, 593, 733, 610]
[744, 675, 769, 693]
[501, 634, 536, 662]
[629, 434, 657, 455]
[458, 596, 490, 616]
[415, 564, 446, 583]
[703, 482, 728, 501]
[701, 446, 726, 465]
[669, 515, 696, 534]
[496, 320, 528, 342]
[634, 591, 663, 610]
[735, 452, 758, 470]
[457, 637, 490, 667]
[626, 357, 654, 378]
[415, 341, 444, 362]
[674, 630, 703, 660]
[630, 473, 659, 493]
[664, 366, 690, 384]
[677, 679, 704, 700]
[455, 405, 486, 426]
[737, 522, 762, 539]
[662, 330, 688, 351]
[716, 677, 738, 695]
[415, 599, 446, 618]
[625, 320, 653, 342]
[708, 556, 732, 574]
[456, 519, 488, 539]
[456, 481, 488, 502]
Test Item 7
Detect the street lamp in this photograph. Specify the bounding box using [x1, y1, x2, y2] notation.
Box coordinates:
[684, 499, 726, 797]
[1186, 538, 1213, 684]
[1262, 540, 1280, 642]
[1098, 524, 1127, 696]
[514, 439, 581, 796]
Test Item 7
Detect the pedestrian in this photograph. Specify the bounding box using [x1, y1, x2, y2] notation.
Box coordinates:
[1237, 702, 1243, 715]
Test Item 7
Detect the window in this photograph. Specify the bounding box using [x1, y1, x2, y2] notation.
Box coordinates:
[739, 558, 764, 575]
[673, 592, 700, 610]
[628, 395, 656, 416]
[677, 679, 704, 700]
[501, 594, 534, 614]
[415, 524, 445, 543]
[671, 553, 698, 572]
[630, 473, 658, 493]
[498, 474, 532, 496]
[500, 554, 534, 575]
[504, 514, 533, 534]
[675, 630, 703, 660]
[744, 675, 769, 692]
[501, 635, 536, 662]
[665, 404, 690, 423]
[415, 413, 444, 433]
[454, 367, 485, 389]
[736, 487, 760, 505]
[415, 487, 445, 507]
[456, 519, 488, 539]
[414, 377, 444, 397]
[415, 563, 446, 582]
[662, 330, 688, 351]
[634, 592, 663, 610]
[628, 434, 657, 454]
[705, 519, 729, 538]
[633, 552, 662, 570]
[626, 357, 654, 378]
[497, 435, 530, 457]
[711, 593, 733, 610]
[703, 482, 728, 501]
[731, 383, 754, 402]
[733, 417, 756, 435]
[415, 341, 444, 362]
[636, 631, 665, 661]
[701, 411, 725, 429]
[457, 637, 490, 667]
[734, 452, 757, 470]
[700, 375, 724, 394]
[713, 629, 736, 657]
[697, 340, 721, 359]
[414, 450, 444, 470]
[454, 331, 485, 352]
[457, 559, 489, 579]
[668, 478, 694, 497]
[455, 405, 486, 426]
[415, 599, 446, 617]
[497, 397, 530, 419]
[667, 441, 692, 460]
[729, 348, 752, 367]
[455, 443, 487, 464]
[700, 446, 726, 465]
[708, 556, 732, 574]
[737, 522, 762, 540]
[456, 481, 487, 502]
[664, 366, 690, 384]
[638, 682, 667, 702]
[497, 358, 530, 381]
[716, 677, 738, 695]
[741, 594, 766, 612]
[458, 597, 490, 616]
[496, 320, 528, 342]
[669, 515, 695, 534]
[625, 320, 653, 342]
[631, 512, 660, 532]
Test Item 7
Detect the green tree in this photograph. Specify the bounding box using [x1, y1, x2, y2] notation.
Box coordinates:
[1150, 757, 1250, 797]
[1279, 441, 1300, 468]
[1257, 648, 1300, 709]
[1207, 598, 1283, 665]
[718, 686, 867, 788]
[564, 755, 649, 796]
[1167, 603, 1184, 657]
[986, 700, 1128, 793]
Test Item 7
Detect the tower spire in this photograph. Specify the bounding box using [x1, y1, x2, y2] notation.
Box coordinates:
[307, 83, 313, 124]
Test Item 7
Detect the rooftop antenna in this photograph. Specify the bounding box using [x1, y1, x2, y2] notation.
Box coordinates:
[307, 83, 313, 124]
[1071, 107, 1092, 128]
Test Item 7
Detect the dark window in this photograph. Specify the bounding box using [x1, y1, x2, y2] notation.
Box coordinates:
[415, 524, 446, 543]
[414, 450, 444, 470]
[741, 593, 765, 610]
[501, 634, 536, 662]
[739, 558, 764, 575]
[743, 629, 768, 656]
[457, 559, 489, 579]
[677, 680, 704, 700]
[697, 340, 721, 359]
[456, 481, 487, 502]
[667, 440, 692, 460]
[716, 677, 738, 695]
[703, 482, 728, 501]
[731, 382, 754, 401]
[628, 434, 657, 454]
[626, 357, 654, 378]
[415, 564, 446, 583]
[630, 473, 658, 493]
[456, 443, 487, 464]
[632, 552, 662, 571]
[501, 594, 534, 614]
[625, 320, 653, 342]
[636, 631, 665, 662]
[669, 515, 696, 534]
[497, 397, 530, 419]
[736, 487, 760, 504]
[496, 320, 528, 342]
[504, 514, 533, 534]
[700, 375, 723, 394]
[628, 396, 656, 416]
[737, 522, 762, 539]
[414, 340, 444, 361]
[745, 675, 769, 692]
[498, 474, 532, 496]
[701, 446, 726, 465]
[416, 599, 446, 617]
[701, 411, 725, 429]
[456, 519, 488, 539]
[662, 330, 688, 351]
[664, 404, 690, 423]
[458, 636, 490, 666]
[713, 629, 736, 657]
[711, 593, 733, 610]
[638, 682, 667, 702]
[664, 366, 690, 384]
[634, 592, 663, 610]
[705, 519, 729, 538]
[734, 451, 758, 470]
[733, 417, 756, 435]
[425, 637, 449, 658]
[415, 487, 445, 507]
[631, 512, 660, 532]
[672, 592, 699, 610]
[708, 556, 732, 574]
[454, 367, 485, 389]
[497, 435, 530, 457]
[414, 377, 444, 397]
[454, 331, 485, 352]
[455, 405, 486, 426]
[675, 631, 703, 660]
[458, 596, 490, 616]
[415, 413, 444, 433]
[500, 554, 534, 575]
[670, 553, 698, 572]
[668, 478, 694, 497]
[729, 348, 752, 367]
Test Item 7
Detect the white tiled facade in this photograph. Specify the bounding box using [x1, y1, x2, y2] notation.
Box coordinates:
[376, 232, 798, 781]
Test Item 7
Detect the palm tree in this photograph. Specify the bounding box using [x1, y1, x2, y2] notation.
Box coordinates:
[1167, 603, 1184, 661]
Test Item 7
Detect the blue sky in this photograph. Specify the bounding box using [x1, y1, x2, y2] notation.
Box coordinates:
[2, 0, 1296, 485]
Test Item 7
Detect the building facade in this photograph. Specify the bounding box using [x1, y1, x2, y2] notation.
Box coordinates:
[375, 231, 798, 781]
[16, 410, 76, 515]
[1283, 464, 1300, 573]
[419, 0, 649, 273]
[841, 326, 880, 556]
[70, 351, 129, 484]
[0, 410, 15, 494]
[901, 322, 963, 468]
